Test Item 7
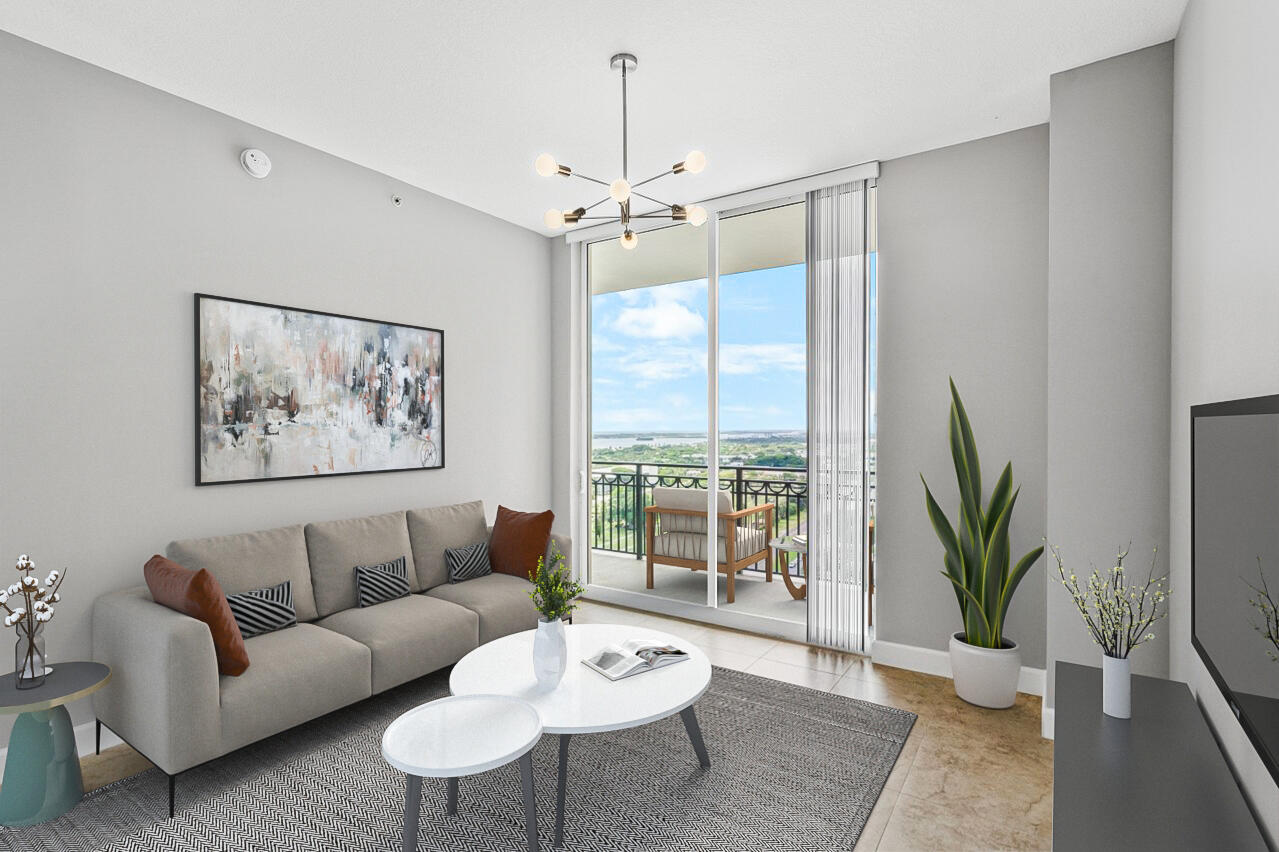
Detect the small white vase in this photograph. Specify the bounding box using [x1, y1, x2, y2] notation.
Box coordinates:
[1102, 653, 1131, 719]
[533, 617, 567, 689]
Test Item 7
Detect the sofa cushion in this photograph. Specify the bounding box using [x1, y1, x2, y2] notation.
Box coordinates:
[354, 557, 411, 608]
[426, 572, 539, 645]
[143, 555, 249, 676]
[305, 511, 418, 617]
[446, 540, 492, 583]
[219, 623, 371, 753]
[317, 594, 479, 693]
[226, 580, 297, 638]
[489, 505, 554, 581]
[168, 524, 318, 623]
[407, 501, 490, 590]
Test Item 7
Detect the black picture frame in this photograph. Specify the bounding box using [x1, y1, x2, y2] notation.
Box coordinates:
[1190, 392, 1279, 787]
[194, 293, 445, 486]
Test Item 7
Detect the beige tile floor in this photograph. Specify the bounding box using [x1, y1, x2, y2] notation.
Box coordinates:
[79, 600, 1052, 851]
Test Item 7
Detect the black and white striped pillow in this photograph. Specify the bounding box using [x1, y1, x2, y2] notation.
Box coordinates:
[226, 580, 296, 638]
[354, 556, 410, 607]
[445, 541, 492, 583]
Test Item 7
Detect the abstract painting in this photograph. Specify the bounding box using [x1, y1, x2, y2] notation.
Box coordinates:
[195, 294, 443, 484]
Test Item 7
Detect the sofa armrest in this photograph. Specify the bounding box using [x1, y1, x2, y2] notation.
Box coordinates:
[91, 587, 222, 775]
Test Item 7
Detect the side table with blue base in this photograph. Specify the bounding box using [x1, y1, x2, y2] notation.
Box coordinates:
[0, 662, 112, 827]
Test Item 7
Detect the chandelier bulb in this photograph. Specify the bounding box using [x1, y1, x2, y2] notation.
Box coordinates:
[682, 150, 707, 174]
[687, 204, 708, 227]
[544, 208, 565, 229]
[609, 178, 632, 204]
[535, 154, 559, 177]
[620, 229, 639, 250]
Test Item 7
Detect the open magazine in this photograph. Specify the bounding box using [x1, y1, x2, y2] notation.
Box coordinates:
[582, 638, 689, 681]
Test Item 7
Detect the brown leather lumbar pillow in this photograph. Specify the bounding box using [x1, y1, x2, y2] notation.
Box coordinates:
[488, 505, 554, 581]
[144, 554, 250, 676]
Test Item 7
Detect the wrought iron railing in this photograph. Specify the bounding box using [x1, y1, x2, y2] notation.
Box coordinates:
[589, 462, 808, 561]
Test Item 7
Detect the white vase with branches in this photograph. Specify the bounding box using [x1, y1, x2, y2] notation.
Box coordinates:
[2, 554, 66, 689]
[1052, 545, 1170, 719]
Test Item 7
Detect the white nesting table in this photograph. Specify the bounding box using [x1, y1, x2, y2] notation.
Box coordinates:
[382, 694, 543, 852]
[450, 623, 713, 848]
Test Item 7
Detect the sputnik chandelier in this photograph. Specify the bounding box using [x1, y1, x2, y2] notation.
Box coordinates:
[535, 53, 707, 250]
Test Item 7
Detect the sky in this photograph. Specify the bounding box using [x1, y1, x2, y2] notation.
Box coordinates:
[591, 263, 807, 433]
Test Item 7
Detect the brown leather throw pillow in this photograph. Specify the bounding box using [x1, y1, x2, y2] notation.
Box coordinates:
[488, 506, 554, 581]
[144, 554, 250, 676]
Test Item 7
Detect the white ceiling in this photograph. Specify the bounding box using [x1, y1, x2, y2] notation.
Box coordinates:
[0, 1, 1186, 235]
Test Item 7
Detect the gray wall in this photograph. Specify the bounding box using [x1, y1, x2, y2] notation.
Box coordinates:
[876, 125, 1050, 668]
[0, 32, 553, 743]
[1171, 0, 1279, 839]
[1044, 43, 1173, 709]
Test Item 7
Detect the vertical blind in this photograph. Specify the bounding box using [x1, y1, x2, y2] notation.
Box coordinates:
[806, 180, 870, 652]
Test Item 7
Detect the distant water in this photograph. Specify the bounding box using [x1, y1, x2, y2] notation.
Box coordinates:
[592, 431, 805, 450]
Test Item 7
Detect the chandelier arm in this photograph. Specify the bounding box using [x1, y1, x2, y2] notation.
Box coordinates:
[630, 189, 676, 208]
[630, 169, 675, 190]
[576, 216, 624, 221]
[581, 196, 613, 213]
[569, 172, 611, 188]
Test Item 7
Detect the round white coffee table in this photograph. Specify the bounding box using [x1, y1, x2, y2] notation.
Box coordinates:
[450, 624, 713, 848]
[382, 694, 543, 852]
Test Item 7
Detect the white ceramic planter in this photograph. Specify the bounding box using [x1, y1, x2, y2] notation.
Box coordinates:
[532, 617, 568, 688]
[948, 632, 1021, 709]
[1102, 653, 1131, 719]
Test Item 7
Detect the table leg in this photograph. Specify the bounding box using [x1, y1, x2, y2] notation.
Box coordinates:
[401, 774, 422, 852]
[680, 706, 711, 769]
[0, 706, 84, 827]
[446, 776, 458, 815]
[554, 733, 571, 848]
[519, 752, 539, 852]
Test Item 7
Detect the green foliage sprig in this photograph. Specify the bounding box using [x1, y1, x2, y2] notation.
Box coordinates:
[922, 379, 1044, 649]
[529, 542, 584, 622]
[1052, 545, 1169, 659]
[1245, 560, 1279, 662]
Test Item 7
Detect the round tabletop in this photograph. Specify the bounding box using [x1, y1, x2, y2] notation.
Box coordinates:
[769, 535, 807, 554]
[381, 694, 542, 778]
[450, 624, 712, 735]
[0, 662, 111, 715]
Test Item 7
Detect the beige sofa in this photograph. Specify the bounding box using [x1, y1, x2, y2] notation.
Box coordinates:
[91, 500, 567, 815]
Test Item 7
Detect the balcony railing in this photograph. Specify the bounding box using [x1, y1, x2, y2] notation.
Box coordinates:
[590, 462, 807, 565]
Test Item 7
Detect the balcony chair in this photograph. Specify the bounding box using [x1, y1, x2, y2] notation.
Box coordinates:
[644, 486, 774, 604]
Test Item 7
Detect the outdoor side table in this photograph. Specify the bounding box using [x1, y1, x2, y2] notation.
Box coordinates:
[768, 536, 808, 600]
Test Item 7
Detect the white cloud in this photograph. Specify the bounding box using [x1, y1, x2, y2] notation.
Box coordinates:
[617, 345, 705, 382]
[720, 343, 806, 375]
[611, 281, 708, 340]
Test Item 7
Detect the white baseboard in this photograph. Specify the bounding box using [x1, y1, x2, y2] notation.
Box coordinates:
[870, 639, 1047, 697]
[1040, 703, 1055, 739]
[0, 719, 123, 777]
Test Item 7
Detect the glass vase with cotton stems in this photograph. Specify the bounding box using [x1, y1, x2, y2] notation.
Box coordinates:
[2, 555, 66, 689]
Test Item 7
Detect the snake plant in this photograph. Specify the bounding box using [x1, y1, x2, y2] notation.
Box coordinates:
[922, 379, 1044, 649]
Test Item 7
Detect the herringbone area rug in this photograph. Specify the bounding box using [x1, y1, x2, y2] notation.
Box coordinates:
[1, 666, 915, 851]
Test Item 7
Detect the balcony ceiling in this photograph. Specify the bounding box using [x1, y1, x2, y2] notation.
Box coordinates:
[0, 1, 1186, 235]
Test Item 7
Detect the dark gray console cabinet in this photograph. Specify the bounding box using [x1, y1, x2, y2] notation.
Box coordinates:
[1053, 662, 1268, 850]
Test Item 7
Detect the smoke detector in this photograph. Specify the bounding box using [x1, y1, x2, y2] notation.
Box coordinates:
[240, 148, 272, 179]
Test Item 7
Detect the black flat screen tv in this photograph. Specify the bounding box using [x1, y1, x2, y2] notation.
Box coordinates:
[1192, 394, 1279, 785]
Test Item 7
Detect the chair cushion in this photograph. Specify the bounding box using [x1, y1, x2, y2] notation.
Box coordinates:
[489, 505, 554, 581]
[653, 527, 768, 564]
[316, 594, 478, 693]
[305, 511, 418, 617]
[219, 623, 371, 753]
[426, 572, 540, 645]
[143, 554, 249, 676]
[652, 487, 733, 534]
[168, 524, 318, 623]
[407, 501, 490, 590]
